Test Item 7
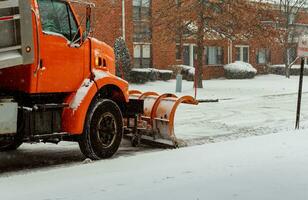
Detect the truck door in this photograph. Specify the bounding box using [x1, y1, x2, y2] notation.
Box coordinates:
[36, 0, 84, 93]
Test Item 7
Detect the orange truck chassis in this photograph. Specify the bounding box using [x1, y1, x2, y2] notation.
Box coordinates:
[0, 0, 197, 159]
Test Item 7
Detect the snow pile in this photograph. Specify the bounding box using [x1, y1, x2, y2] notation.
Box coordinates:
[224, 61, 257, 73]
[178, 65, 195, 75]
[151, 68, 173, 74]
[224, 61, 257, 79]
[131, 68, 152, 73]
[131, 68, 172, 74]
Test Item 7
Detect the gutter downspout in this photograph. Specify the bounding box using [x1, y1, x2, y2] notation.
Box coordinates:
[122, 0, 126, 40]
[230, 39, 233, 63]
[228, 40, 230, 64]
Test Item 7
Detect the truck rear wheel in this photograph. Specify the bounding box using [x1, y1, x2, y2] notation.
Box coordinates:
[0, 137, 23, 152]
[79, 99, 123, 160]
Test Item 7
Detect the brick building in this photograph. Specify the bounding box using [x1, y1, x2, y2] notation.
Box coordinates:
[84, 0, 308, 79]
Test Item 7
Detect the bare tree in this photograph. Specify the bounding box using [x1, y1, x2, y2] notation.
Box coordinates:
[153, 0, 274, 88]
[277, 0, 308, 78]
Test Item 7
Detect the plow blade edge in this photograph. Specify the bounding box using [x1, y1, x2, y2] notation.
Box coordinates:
[127, 90, 198, 148]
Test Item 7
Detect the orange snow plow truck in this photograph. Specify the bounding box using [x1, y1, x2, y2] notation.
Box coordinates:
[0, 0, 197, 159]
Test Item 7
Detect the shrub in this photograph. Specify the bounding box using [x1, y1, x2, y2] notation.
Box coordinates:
[114, 37, 132, 81]
[172, 65, 195, 81]
[269, 65, 308, 76]
[130, 69, 151, 84]
[149, 69, 159, 81]
[224, 61, 257, 79]
[152, 69, 173, 81]
[129, 68, 173, 83]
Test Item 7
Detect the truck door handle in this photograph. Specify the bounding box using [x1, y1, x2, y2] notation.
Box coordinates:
[39, 59, 46, 71]
[40, 59, 43, 68]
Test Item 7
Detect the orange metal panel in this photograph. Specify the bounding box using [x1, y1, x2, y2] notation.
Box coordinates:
[62, 72, 129, 134]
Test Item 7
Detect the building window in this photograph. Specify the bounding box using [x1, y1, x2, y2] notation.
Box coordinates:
[183, 45, 190, 66]
[133, 43, 151, 68]
[256, 48, 271, 64]
[205, 46, 224, 65]
[133, 0, 150, 21]
[133, 0, 152, 68]
[133, 0, 151, 23]
[133, 22, 151, 42]
[236, 46, 249, 63]
[176, 45, 182, 60]
[133, 0, 151, 42]
[193, 46, 198, 61]
[288, 47, 297, 64]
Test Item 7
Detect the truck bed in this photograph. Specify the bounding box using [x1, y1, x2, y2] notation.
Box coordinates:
[0, 0, 34, 69]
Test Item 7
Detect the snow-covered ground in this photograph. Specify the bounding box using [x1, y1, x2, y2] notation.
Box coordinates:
[1, 131, 308, 200]
[131, 75, 308, 143]
[131, 74, 307, 100]
[1, 74, 308, 199]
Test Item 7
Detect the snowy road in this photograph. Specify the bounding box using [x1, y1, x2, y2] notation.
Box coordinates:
[1, 132, 308, 200]
[0, 75, 308, 175]
[0, 142, 154, 175]
[175, 92, 308, 145]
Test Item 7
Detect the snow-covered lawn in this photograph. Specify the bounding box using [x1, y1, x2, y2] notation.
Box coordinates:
[1, 131, 308, 200]
[131, 75, 308, 143]
[130, 74, 308, 99]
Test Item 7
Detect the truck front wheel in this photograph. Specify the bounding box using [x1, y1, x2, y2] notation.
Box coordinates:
[79, 99, 123, 160]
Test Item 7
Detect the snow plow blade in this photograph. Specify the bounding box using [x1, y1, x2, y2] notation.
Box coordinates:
[126, 90, 198, 148]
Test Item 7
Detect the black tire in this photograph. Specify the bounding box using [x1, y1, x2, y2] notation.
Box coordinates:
[0, 111, 24, 152]
[0, 136, 23, 152]
[79, 99, 123, 160]
[131, 134, 141, 147]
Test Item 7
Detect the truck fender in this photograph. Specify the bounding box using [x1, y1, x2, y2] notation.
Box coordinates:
[62, 71, 129, 135]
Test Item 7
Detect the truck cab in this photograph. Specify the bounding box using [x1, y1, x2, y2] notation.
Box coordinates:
[0, 0, 131, 159]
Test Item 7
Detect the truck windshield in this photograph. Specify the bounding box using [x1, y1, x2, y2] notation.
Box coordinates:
[37, 0, 80, 42]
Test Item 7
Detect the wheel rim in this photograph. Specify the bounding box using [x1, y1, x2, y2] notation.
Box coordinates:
[96, 112, 117, 148]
